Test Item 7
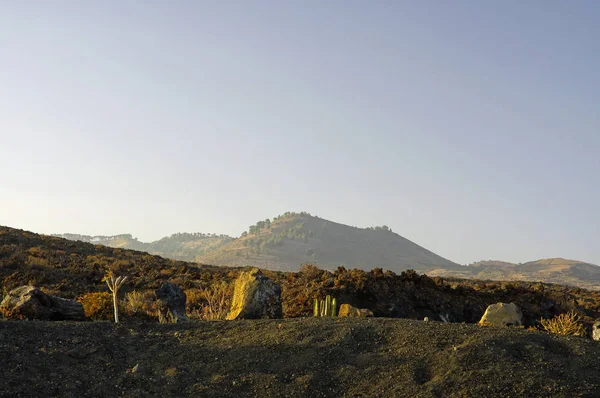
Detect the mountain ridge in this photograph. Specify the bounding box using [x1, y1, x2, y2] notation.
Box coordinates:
[52, 232, 234, 261]
[428, 257, 600, 290]
[52, 211, 600, 289]
[196, 212, 460, 273]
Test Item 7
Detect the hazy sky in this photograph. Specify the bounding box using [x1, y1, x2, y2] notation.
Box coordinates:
[1, 1, 599, 265]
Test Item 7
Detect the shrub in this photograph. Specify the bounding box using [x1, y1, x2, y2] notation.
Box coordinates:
[124, 290, 156, 319]
[77, 292, 113, 320]
[299, 263, 322, 280]
[187, 282, 231, 320]
[539, 311, 587, 337]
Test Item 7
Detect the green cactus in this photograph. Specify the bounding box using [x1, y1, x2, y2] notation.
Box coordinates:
[331, 298, 337, 317]
[313, 295, 338, 317]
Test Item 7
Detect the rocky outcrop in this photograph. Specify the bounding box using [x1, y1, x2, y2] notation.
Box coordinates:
[478, 302, 523, 326]
[226, 268, 282, 320]
[593, 320, 600, 341]
[338, 304, 374, 318]
[155, 283, 188, 324]
[0, 286, 84, 321]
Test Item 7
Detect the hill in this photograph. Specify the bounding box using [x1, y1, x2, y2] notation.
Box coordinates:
[197, 212, 460, 273]
[53, 232, 233, 262]
[428, 258, 600, 291]
[1, 318, 599, 397]
[4, 225, 600, 326]
[53, 212, 600, 289]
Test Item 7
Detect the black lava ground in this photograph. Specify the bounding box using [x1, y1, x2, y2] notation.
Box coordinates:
[1, 318, 599, 398]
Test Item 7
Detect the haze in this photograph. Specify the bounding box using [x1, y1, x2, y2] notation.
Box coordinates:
[1, 1, 598, 265]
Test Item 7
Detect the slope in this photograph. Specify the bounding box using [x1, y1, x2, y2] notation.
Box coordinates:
[53, 232, 233, 262]
[197, 212, 460, 273]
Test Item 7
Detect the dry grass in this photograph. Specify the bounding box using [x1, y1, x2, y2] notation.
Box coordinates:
[124, 290, 156, 318]
[539, 311, 587, 337]
[187, 282, 231, 321]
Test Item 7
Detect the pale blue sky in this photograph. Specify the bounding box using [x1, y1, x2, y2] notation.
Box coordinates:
[1, 1, 598, 265]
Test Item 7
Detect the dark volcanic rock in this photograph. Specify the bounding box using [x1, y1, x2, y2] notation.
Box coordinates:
[0, 286, 84, 321]
[154, 283, 188, 324]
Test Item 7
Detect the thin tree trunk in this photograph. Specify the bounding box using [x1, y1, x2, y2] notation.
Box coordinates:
[113, 292, 119, 323]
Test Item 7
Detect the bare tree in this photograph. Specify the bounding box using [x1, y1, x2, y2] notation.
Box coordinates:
[106, 274, 127, 323]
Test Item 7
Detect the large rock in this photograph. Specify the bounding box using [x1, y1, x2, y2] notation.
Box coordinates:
[338, 304, 374, 318]
[0, 286, 84, 321]
[226, 268, 282, 320]
[593, 320, 600, 341]
[155, 283, 188, 324]
[478, 302, 523, 326]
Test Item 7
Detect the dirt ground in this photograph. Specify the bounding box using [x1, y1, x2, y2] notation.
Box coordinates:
[1, 318, 599, 398]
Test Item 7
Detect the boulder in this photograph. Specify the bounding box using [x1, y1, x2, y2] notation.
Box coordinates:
[0, 286, 84, 321]
[155, 283, 188, 324]
[478, 302, 523, 326]
[360, 308, 374, 317]
[338, 304, 373, 318]
[226, 268, 282, 320]
[593, 320, 600, 341]
[338, 304, 360, 317]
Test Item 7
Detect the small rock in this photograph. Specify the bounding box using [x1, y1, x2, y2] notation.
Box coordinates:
[593, 320, 600, 341]
[165, 367, 177, 377]
[338, 304, 373, 317]
[359, 308, 374, 317]
[424, 317, 430, 322]
[131, 363, 143, 374]
[338, 304, 360, 317]
[478, 302, 523, 327]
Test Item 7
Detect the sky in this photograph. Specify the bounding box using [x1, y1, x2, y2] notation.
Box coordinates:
[1, 1, 599, 265]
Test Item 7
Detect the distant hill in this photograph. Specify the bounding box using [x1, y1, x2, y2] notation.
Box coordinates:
[196, 212, 461, 273]
[52, 232, 233, 262]
[53, 212, 600, 290]
[427, 258, 600, 291]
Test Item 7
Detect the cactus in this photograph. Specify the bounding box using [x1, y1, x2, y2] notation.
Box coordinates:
[313, 295, 338, 317]
[331, 298, 337, 317]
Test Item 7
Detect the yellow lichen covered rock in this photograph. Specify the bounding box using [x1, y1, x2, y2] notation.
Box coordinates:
[226, 268, 282, 320]
[593, 320, 600, 341]
[478, 302, 523, 326]
[338, 304, 373, 317]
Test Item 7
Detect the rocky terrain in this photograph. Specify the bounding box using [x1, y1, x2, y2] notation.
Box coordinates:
[1, 318, 599, 398]
[3, 225, 600, 397]
[2, 226, 600, 327]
